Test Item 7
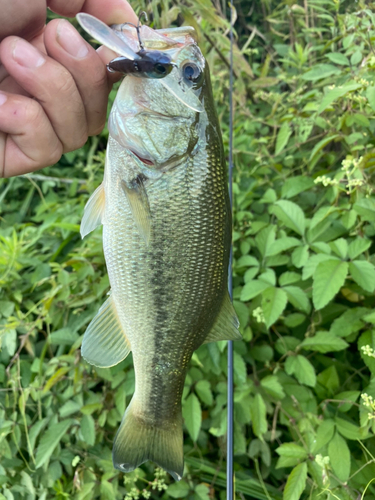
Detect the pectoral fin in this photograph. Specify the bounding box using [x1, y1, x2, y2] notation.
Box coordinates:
[203, 294, 242, 344]
[81, 183, 105, 238]
[121, 177, 151, 245]
[81, 295, 131, 368]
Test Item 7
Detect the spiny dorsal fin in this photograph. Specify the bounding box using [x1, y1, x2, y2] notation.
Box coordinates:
[203, 293, 242, 344]
[81, 295, 131, 368]
[81, 183, 105, 239]
[121, 177, 151, 245]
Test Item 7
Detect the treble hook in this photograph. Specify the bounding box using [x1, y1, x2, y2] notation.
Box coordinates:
[120, 11, 149, 51]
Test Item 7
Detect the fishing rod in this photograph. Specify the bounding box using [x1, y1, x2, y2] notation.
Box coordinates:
[227, 0, 235, 497]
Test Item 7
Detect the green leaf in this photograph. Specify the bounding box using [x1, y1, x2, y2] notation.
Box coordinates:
[240, 280, 270, 301]
[267, 237, 301, 257]
[279, 272, 302, 286]
[366, 85, 375, 112]
[281, 176, 314, 199]
[271, 200, 305, 236]
[300, 331, 348, 353]
[335, 391, 360, 412]
[275, 122, 292, 155]
[80, 414, 95, 446]
[195, 380, 213, 406]
[35, 419, 73, 468]
[328, 432, 351, 482]
[283, 462, 307, 500]
[354, 198, 375, 221]
[329, 238, 348, 259]
[314, 419, 335, 451]
[349, 261, 375, 292]
[285, 355, 316, 387]
[335, 416, 367, 440]
[312, 260, 348, 310]
[302, 63, 340, 81]
[283, 286, 310, 313]
[330, 307, 368, 337]
[317, 83, 361, 114]
[261, 287, 288, 328]
[236, 255, 259, 267]
[325, 52, 350, 66]
[292, 245, 309, 268]
[195, 484, 210, 500]
[276, 443, 307, 469]
[358, 330, 375, 375]
[183, 393, 201, 442]
[255, 225, 276, 257]
[167, 480, 190, 498]
[317, 366, 340, 395]
[250, 394, 267, 440]
[302, 253, 337, 280]
[260, 375, 285, 400]
[233, 351, 247, 385]
[348, 238, 371, 260]
[309, 134, 340, 162]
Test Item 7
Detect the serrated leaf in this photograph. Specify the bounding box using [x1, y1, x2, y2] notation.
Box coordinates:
[329, 238, 348, 259]
[167, 480, 190, 498]
[276, 443, 307, 469]
[81, 414, 95, 446]
[302, 63, 340, 81]
[281, 176, 314, 199]
[195, 380, 213, 406]
[285, 355, 316, 387]
[313, 260, 348, 310]
[260, 375, 285, 400]
[328, 432, 350, 482]
[300, 331, 348, 353]
[302, 253, 336, 280]
[240, 280, 270, 301]
[292, 245, 309, 268]
[314, 419, 335, 451]
[335, 416, 367, 440]
[279, 272, 301, 286]
[354, 198, 375, 221]
[283, 286, 310, 313]
[330, 307, 368, 337]
[233, 351, 247, 385]
[255, 225, 276, 257]
[283, 462, 307, 500]
[335, 391, 360, 412]
[236, 255, 259, 267]
[250, 394, 267, 440]
[261, 287, 288, 328]
[35, 419, 73, 468]
[348, 238, 371, 260]
[366, 85, 375, 112]
[267, 237, 301, 257]
[183, 393, 201, 442]
[271, 201, 305, 236]
[349, 260, 375, 292]
[317, 83, 361, 114]
[325, 52, 350, 66]
[275, 122, 292, 155]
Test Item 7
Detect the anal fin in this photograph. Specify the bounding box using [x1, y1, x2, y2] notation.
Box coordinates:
[81, 295, 131, 367]
[121, 176, 151, 245]
[81, 183, 105, 238]
[204, 293, 242, 344]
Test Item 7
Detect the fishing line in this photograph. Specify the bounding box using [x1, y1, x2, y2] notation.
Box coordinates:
[227, 0, 234, 498]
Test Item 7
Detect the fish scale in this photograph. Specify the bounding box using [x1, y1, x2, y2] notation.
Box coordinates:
[78, 19, 241, 481]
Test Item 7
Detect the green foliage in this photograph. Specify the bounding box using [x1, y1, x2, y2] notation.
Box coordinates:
[2, 0, 375, 499]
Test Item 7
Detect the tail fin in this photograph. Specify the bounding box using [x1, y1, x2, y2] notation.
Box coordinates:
[112, 401, 184, 481]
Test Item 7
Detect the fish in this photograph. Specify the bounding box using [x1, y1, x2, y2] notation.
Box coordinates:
[77, 13, 241, 481]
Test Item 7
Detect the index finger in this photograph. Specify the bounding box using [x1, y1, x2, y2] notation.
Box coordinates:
[47, 0, 138, 24]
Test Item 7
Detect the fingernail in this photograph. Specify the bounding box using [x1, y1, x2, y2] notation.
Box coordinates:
[57, 20, 89, 58]
[0, 93, 7, 106]
[13, 39, 46, 68]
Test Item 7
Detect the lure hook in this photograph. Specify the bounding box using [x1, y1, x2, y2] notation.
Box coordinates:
[120, 11, 149, 51]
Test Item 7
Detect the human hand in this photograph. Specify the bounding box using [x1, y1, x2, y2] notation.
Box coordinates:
[0, 0, 137, 178]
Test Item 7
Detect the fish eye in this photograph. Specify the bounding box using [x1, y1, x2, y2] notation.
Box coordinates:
[155, 63, 167, 75]
[182, 62, 203, 84]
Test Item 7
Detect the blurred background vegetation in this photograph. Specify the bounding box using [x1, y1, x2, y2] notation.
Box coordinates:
[2, 0, 375, 498]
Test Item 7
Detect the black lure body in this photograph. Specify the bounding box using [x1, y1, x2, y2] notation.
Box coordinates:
[107, 50, 174, 79]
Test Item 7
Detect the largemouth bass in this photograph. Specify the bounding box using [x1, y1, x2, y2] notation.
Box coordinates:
[77, 14, 241, 481]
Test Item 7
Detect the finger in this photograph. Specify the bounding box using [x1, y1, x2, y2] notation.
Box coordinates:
[44, 19, 109, 136]
[47, 0, 138, 24]
[0, 0, 46, 42]
[0, 92, 62, 178]
[0, 36, 88, 153]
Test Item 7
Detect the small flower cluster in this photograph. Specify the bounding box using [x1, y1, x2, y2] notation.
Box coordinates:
[151, 468, 168, 492]
[361, 393, 375, 420]
[253, 306, 265, 323]
[124, 487, 140, 500]
[361, 345, 375, 358]
[314, 176, 339, 187]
